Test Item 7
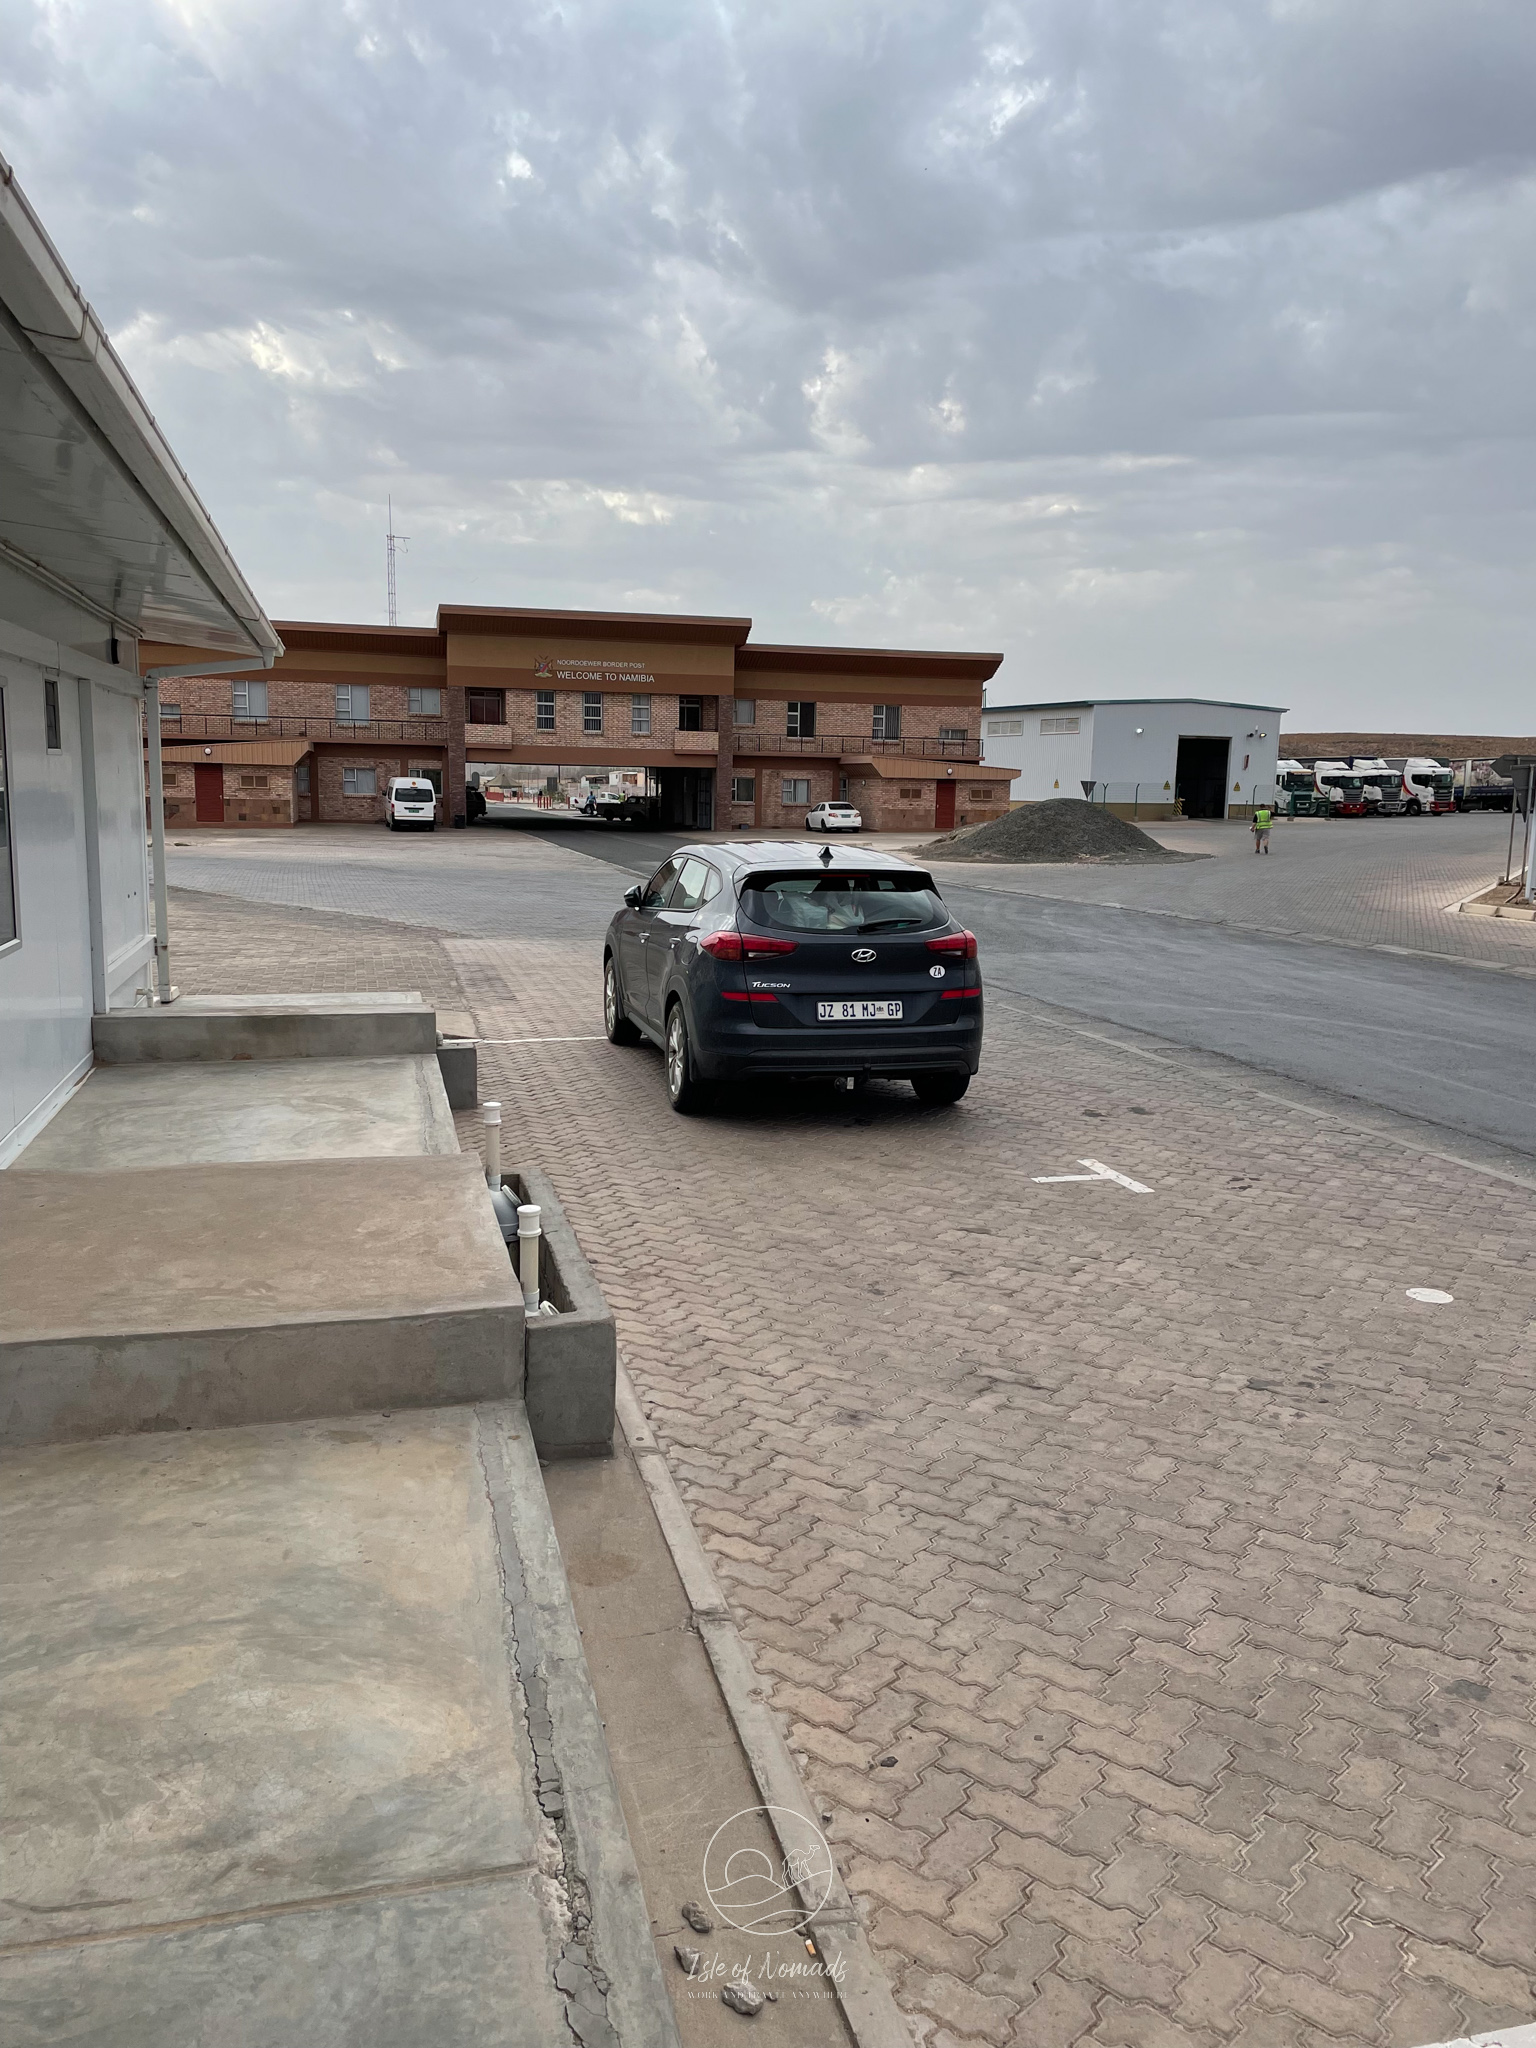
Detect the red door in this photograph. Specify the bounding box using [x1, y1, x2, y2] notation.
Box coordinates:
[935, 780, 956, 830]
[194, 765, 224, 823]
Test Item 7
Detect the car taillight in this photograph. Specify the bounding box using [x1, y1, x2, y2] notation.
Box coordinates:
[700, 931, 797, 959]
[722, 990, 779, 1004]
[927, 931, 978, 960]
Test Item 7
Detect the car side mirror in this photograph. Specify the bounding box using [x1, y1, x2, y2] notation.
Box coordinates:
[623, 883, 644, 908]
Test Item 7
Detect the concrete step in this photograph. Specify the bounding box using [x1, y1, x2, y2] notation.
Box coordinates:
[19, 1056, 460, 1170]
[93, 992, 437, 1064]
[0, 1155, 523, 1446]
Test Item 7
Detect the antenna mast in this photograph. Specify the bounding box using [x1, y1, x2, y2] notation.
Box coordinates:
[386, 496, 409, 626]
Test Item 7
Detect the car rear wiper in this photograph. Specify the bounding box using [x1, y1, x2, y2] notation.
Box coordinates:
[855, 918, 924, 932]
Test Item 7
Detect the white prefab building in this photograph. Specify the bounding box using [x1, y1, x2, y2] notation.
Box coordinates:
[0, 155, 279, 1163]
[980, 697, 1287, 820]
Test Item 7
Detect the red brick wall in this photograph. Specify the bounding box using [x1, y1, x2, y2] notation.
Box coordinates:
[469, 688, 723, 753]
[730, 699, 974, 743]
[158, 675, 444, 722]
[314, 752, 411, 823]
[155, 761, 297, 827]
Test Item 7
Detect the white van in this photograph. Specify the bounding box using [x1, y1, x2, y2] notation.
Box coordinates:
[384, 776, 439, 830]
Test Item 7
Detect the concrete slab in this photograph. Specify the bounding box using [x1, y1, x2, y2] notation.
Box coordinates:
[0, 1879, 568, 2048]
[0, 1409, 569, 2044]
[93, 993, 437, 1065]
[0, 1156, 523, 1443]
[15, 1056, 459, 1170]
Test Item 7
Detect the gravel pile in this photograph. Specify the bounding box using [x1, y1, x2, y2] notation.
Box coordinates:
[921, 798, 1196, 863]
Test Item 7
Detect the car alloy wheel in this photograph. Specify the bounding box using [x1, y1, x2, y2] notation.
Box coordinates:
[604, 957, 640, 1045]
[665, 1004, 708, 1113]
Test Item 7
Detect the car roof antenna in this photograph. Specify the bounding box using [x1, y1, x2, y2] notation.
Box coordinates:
[818, 844, 834, 866]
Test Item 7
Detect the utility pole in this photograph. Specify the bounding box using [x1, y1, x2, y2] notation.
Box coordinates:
[386, 496, 409, 626]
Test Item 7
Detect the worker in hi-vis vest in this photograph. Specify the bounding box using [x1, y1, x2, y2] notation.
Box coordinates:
[1252, 803, 1274, 853]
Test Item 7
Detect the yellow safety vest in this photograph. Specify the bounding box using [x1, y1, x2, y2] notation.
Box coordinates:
[1254, 809, 1273, 829]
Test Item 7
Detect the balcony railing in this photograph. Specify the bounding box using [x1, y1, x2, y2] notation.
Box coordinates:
[729, 732, 979, 761]
[155, 714, 449, 744]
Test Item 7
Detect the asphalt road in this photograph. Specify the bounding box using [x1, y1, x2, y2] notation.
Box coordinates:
[166, 814, 1536, 1158]
[505, 816, 1536, 1158]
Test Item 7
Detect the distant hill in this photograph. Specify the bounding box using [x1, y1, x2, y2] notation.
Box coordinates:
[1281, 733, 1535, 760]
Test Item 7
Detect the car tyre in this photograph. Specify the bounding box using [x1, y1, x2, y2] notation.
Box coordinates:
[604, 956, 642, 1046]
[912, 1072, 970, 1106]
[665, 1002, 711, 1114]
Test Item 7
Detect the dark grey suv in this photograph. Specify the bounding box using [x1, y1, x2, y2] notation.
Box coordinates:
[602, 842, 982, 1112]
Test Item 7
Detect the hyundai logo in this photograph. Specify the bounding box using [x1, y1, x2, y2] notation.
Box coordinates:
[852, 947, 877, 963]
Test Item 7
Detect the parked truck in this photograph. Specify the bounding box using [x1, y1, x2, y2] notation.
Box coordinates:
[1313, 761, 1368, 817]
[1397, 758, 1458, 815]
[1354, 757, 1405, 816]
[1274, 761, 1320, 816]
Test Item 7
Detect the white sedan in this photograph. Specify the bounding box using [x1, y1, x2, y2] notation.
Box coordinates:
[807, 800, 863, 833]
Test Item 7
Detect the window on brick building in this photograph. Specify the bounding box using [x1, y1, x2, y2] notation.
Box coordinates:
[631, 695, 651, 736]
[899, 786, 921, 800]
[342, 765, 377, 796]
[161, 767, 176, 786]
[159, 702, 180, 720]
[872, 704, 901, 741]
[335, 685, 370, 723]
[232, 680, 268, 718]
[238, 773, 270, 789]
[786, 701, 816, 738]
[677, 695, 703, 732]
[939, 725, 966, 742]
[295, 760, 311, 795]
[781, 777, 811, 805]
[535, 690, 555, 731]
[733, 699, 755, 726]
[730, 775, 755, 803]
[408, 687, 442, 716]
[582, 692, 603, 734]
[466, 688, 505, 724]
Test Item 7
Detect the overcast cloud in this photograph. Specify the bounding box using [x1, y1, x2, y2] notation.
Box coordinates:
[3, 0, 1534, 725]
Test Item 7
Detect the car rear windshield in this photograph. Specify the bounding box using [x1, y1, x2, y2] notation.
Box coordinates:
[740, 870, 945, 934]
[395, 782, 435, 795]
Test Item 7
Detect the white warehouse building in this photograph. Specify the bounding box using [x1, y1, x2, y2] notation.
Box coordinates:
[980, 697, 1288, 821]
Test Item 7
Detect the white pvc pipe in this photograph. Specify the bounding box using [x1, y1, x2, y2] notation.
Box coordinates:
[517, 1203, 541, 1314]
[482, 1100, 501, 1188]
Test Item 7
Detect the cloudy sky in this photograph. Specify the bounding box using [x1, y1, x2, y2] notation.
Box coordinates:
[4, 0, 1533, 726]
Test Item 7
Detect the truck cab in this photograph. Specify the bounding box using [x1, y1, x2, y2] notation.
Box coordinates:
[1313, 761, 1367, 817]
[1401, 758, 1457, 815]
[1354, 758, 1404, 816]
[1275, 762, 1319, 816]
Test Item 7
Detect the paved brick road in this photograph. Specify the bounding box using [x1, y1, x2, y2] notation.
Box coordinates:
[172, 866, 1535, 2048]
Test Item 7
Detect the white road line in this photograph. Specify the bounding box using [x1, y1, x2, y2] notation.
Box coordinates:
[1032, 1158, 1153, 1194]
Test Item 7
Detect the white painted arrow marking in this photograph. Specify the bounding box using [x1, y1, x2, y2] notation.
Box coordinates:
[1032, 1158, 1153, 1194]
